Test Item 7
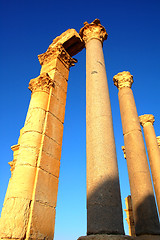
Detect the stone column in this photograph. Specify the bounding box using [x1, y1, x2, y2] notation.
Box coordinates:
[0, 29, 83, 240]
[124, 195, 136, 237]
[79, 19, 124, 238]
[139, 114, 160, 215]
[113, 71, 160, 236]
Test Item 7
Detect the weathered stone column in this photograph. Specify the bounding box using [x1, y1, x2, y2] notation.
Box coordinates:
[79, 19, 125, 238]
[139, 114, 160, 215]
[0, 29, 84, 240]
[124, 195, 136, 237]
[113, 71, 160, 236]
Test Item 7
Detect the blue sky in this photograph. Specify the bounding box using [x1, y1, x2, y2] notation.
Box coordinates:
[0, 0, 160, 239]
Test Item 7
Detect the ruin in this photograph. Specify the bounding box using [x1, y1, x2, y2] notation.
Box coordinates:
[0, 19, 160, 240]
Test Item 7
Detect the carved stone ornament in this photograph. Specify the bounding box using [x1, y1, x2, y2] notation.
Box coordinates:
[139, 114, 155, 127]
[38, 43, 77, 68]
[156, 136, 160, 147]
[79, 18, 108, 44]
[28, 73, 54, 93]
[113, 71, 133, 90]
[8, 159, 16, 176]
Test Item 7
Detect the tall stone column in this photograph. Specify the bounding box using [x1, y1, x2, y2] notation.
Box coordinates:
[124, 195, 136, 237]
[139, 114, 160, 215]
[0, 29, 83, 240]
[79, 19, 125, 238]
[113, 71, 160, 236]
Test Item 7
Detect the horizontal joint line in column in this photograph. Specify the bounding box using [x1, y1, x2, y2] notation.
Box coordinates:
[35, 199, 55, 208]
[22, 130, 43, 135]
[47, 111, 64, 124]
[29, 106, 47, 112]
[16, 162, 36, 168]
[42, 134, 61, 146]
[41, 149, 61, 161]
[38, 166, 59, 178]
[123, 129, 141, 136]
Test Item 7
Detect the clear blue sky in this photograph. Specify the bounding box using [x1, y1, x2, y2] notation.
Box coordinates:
[0, 0, 160, 239]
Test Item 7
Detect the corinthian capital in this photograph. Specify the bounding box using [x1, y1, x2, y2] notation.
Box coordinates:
[38, 44, 77, 69]
[139, 114, 155, 127]
[113, 71, 133, 90]
[28, 73, 54, 93]
[79, 19, 108, 44]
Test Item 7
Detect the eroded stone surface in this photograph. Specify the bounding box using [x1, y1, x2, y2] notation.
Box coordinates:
[26, 201, 56, 240]
[79, 19, 108, 44]
[0, 198, 31, 239]
[113, 71, 133, 90]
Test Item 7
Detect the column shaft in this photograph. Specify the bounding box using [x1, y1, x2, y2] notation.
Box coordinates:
[139, 116, 160, 215]
[114, 73, 160, 235]
[83, 28, 124, 235]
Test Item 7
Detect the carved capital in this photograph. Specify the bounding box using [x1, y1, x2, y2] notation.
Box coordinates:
[139, 114, 155, 127]
[28, 73, 54, 93]
[156, 136, 160, 148]
[121, 146, 126, 159]
[113, 71, 133, 90]
[38, 44, 77, 68]
[79, 19, 108, 44]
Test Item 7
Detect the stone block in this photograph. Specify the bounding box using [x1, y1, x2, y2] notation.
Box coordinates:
[38, 150, 60, 177]
[44, 112, 63, 145]
[56, 58, 69, 79]
[0, 197, 31, 239]
[29, 91, 49, 111]
[20, 131, 42, 149]
[51, 83, 67, 106]
[6, 165, 36, 199]
[42, 135, 62, 160]
[49, 94, 65, 123]
[34, 168, 58, 207]
[40, 58, 57, 74]
[27, 201, 55, 240]
[24, 108, 46, 133]
[48, 69, 68, 91]
[16, 146, 39, 167]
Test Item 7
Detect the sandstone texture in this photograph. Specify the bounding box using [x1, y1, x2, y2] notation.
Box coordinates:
[0, 28, 82, 240]
[80, 19, 124, 235]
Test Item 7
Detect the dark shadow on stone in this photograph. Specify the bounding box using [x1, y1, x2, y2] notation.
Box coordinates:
[135, 194, 160, 236]
[87, 177, 125, 235]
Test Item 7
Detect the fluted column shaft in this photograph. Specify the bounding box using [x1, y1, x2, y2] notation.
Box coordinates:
[113, 72, 160, 236]
[139, 114, 160, 215]
[80, 19, 124, 235]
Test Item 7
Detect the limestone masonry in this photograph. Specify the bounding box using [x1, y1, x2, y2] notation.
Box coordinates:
[0, 19, 160, 240]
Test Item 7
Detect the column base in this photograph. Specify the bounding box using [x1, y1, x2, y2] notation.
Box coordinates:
[78, 235, 134, 240]
[78, 235, 160, 240]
